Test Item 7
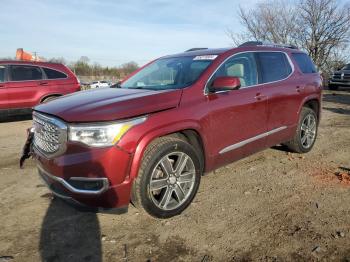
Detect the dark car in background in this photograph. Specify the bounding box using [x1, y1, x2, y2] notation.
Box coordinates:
[0, 61, 80, 119]
[328, 64, 350, 90]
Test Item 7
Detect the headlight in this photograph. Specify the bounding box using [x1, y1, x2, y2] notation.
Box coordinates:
[68, 117, 146, 147]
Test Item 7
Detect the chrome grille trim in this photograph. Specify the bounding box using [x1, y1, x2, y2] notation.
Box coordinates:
[33, 111, 67, 158]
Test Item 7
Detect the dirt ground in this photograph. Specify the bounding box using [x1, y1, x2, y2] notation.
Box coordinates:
[0, 89, 349, 262]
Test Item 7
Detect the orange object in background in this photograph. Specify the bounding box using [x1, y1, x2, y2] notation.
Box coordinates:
[15, 48, 41, 61]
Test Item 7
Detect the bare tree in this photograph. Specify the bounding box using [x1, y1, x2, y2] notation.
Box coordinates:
[230, 1, 298, 45]
[78, 56, 90, 64]
[120, 61, 139, 75]
[47, 57, 67, 65]
[230, 0, 350, 72]
[296, 0, 350, 71]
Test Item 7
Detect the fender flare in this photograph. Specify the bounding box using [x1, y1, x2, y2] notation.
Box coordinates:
[297, 94, 321, 120]
[128, 121, 206, 181]
[39, 93, 63, 103]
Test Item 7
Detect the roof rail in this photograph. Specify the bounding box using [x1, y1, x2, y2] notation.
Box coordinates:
[239, 41, 298, 49]
[185, 48, 208, 52]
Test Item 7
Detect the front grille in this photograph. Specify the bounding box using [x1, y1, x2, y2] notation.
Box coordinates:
[332, 73, 350, 81]
[333, 73, 341, 80]
[33, 112, 67, 157]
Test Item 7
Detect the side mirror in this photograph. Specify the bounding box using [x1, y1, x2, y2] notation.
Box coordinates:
[210, 76, 241, 92]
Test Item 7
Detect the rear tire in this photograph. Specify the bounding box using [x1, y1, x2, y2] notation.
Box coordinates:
[131, 136, 202, 218]
[41, 96, 59, 104]
[285, 107, 318, 153]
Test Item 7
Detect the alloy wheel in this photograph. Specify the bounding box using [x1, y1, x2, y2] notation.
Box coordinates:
[300, 113, 317, 149]
[148, 152, 196, 211]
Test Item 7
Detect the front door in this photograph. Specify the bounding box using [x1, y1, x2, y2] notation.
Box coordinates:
[205, 52, 268, 167]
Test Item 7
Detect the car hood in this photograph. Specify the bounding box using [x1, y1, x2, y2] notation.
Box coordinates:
[35, 88, 182, 122]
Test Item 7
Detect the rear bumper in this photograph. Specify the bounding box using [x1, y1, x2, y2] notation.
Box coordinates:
[34, 144, 134, 210]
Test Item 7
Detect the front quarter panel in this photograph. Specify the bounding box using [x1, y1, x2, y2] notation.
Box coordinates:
[117, 107, 208, 180]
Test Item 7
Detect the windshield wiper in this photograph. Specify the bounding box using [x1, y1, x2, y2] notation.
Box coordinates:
[127, 87, 145, 89]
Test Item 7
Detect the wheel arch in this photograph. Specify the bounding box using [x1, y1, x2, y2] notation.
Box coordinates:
[40, 93, 63, 103]
[129, 124, 207, 181]
[297, 94, 321, 123]
[302, 98, 320, 123]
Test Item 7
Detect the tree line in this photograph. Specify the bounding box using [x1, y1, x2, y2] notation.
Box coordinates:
[48, 56, 139, 79]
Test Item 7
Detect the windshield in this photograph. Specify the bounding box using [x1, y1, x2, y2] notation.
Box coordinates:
[121, 56, 215, 90]
[342, 64, 350, 70]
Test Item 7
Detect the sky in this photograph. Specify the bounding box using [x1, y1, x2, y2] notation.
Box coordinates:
[0, 0, 260, 66]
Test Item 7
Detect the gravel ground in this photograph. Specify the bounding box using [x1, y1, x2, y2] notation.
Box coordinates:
[0, 89, 349, 262]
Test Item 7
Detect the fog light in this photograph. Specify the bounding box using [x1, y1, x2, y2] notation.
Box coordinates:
[68, 178, 105, 191]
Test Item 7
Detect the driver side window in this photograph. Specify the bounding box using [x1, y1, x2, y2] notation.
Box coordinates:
[213, 53, 258, 88]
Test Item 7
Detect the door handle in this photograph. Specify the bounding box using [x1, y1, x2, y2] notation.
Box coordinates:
[0, 84, 5, 88]
[39, 81, 49, 86]
[254, 93, 266, 101]
[296, 86, 304, 93]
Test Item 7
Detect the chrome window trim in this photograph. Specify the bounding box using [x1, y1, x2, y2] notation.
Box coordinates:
[204, 51, 295, 95]
[6, 63, 69, 82]
[41, 66, 68, 80]
[8, 64, 44, 82]
[219, 126, 287, 154]
[33, 111, 68, 158]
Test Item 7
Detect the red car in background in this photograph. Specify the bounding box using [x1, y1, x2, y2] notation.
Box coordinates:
[0, 61, 80, 119]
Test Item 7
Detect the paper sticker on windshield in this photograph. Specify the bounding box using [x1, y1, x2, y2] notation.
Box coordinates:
[193, 55, 218, 60]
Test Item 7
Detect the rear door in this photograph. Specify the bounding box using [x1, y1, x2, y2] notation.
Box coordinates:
[256, 51, 303, 146]
[6, 65, 44, 109]
[42, 66, 80, 95]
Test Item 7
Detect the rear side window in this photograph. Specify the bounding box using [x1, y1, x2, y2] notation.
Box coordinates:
[257, 52, 292, 83]
[10, 65, 43, 81]
[43, 67, 67, 79]
[0, 66, 5, 82]
[292, 53, 317, 73]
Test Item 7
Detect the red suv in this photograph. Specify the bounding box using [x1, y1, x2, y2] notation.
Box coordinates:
[0, 61, 80, 119]
[30, 42, 322, 218]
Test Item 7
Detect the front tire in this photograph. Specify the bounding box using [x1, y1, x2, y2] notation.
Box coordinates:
[285, 107, 318, 153]
[131, 137, 202, 218]
[41, 96, 59, 104]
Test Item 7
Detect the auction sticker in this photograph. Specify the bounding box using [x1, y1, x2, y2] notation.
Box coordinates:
[193, 55, 218, 60]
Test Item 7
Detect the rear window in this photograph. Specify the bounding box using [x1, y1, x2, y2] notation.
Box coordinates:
[43, 67, 67, 79]
[292, 53, 317, 74]
[0, 66, 5, 82]
[257, 52, 292, 83]
[10, 65, 43, 81]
